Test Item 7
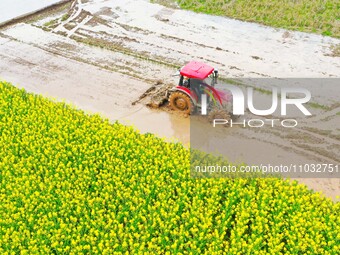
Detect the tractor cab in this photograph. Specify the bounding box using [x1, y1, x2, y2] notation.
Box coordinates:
[169, 61, 226, 115]
[178, 61, 218, 90]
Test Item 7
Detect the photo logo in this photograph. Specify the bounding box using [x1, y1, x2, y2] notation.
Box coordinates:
[200, 85, 312, 128]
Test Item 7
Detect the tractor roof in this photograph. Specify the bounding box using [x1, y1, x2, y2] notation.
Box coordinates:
[180, 61, 214, 80]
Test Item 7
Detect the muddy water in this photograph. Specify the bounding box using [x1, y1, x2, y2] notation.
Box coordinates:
[0, 35, 188, 145]
[120, 107, 190, 145]
[190, 116, 340, 201]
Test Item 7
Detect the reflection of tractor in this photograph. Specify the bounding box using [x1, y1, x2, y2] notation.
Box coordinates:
[169, 61, 232, 121]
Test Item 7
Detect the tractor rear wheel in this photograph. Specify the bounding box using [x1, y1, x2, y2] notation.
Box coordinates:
[208, 108, 231, 126]
[169, 92, 194, 114]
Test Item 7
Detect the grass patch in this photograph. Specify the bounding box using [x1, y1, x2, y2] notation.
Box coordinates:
[61, 13, 70, 22]
[152, 0, 340, 38]
[43, 18, 59, 28]
[308, 101, 331, 111]
[0, 81, 339, 253]
[43, 12, 70, 28]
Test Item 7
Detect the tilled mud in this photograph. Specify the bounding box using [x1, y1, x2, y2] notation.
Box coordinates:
[132, 80, 173, 108]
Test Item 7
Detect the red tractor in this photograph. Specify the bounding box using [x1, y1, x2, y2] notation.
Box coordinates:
[169, 61, 232, 120]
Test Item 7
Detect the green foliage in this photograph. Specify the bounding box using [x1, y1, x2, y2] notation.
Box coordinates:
[154, 0, 340, 38]
[43, 18, 58, 27]
[61, 13, 70, 22]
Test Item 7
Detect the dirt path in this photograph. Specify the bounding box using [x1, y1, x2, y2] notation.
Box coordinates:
[0, 0, 339, 200]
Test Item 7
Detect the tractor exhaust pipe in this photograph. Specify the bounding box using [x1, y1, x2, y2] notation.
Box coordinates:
[213, 69, 218, 85]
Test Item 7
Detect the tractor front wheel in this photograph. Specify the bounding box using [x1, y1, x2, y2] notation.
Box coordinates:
[208, 108, 231, 126]
[169, 92, 194, 114]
